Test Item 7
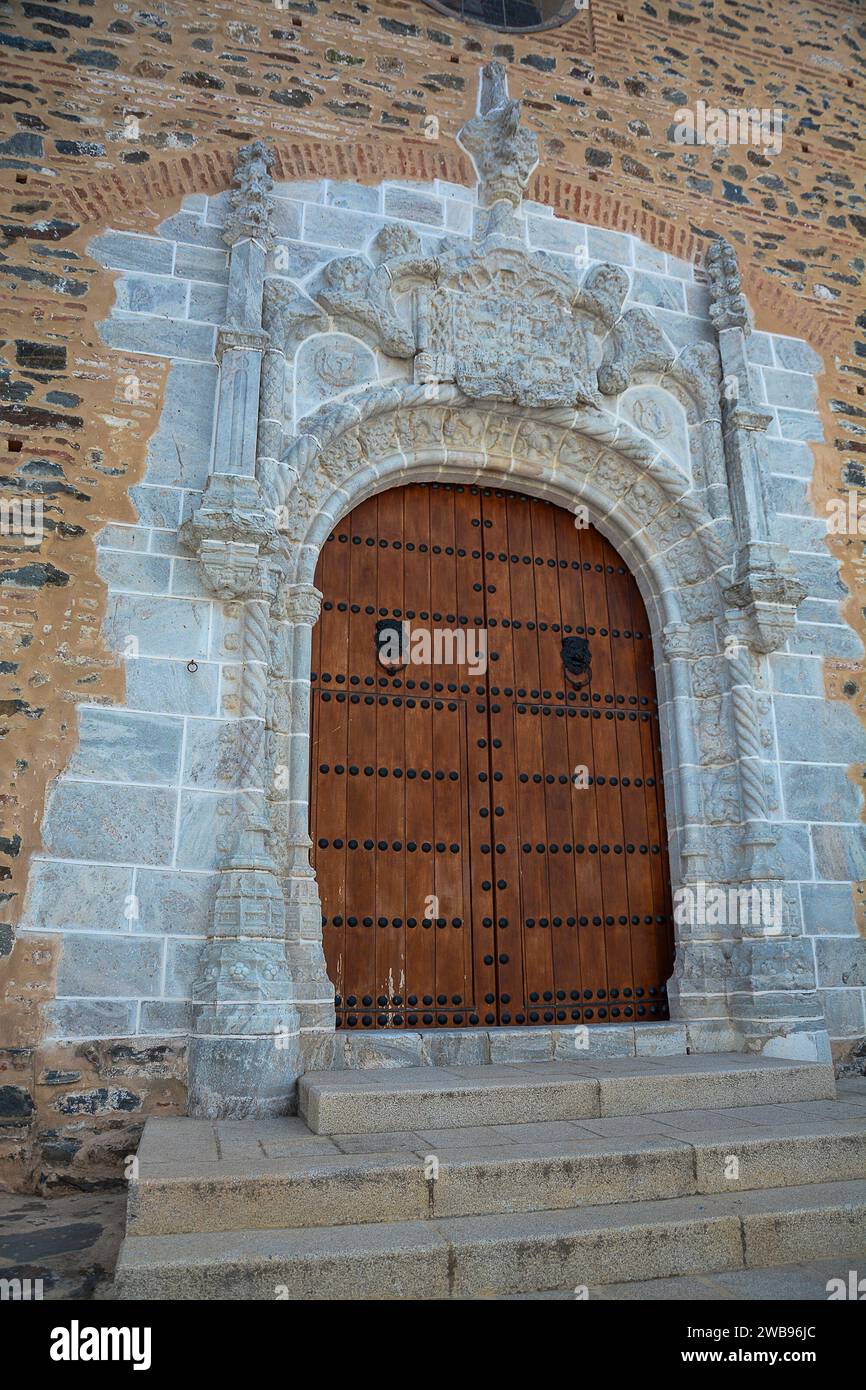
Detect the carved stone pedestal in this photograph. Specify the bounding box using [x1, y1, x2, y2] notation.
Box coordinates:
[188, 817, 301, 1118]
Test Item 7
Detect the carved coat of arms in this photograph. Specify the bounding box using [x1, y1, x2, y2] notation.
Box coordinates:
[415, 247, 602, 410]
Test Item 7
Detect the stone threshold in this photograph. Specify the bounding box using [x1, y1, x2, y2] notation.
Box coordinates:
[302, 1021, 688, 1071]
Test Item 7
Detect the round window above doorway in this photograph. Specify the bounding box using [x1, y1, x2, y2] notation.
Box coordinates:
[423, 0, 581, 34]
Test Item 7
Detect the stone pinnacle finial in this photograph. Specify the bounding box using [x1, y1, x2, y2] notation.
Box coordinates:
[705, 236, 750, 333]
[223, 139, 275, 249]
[458, 61, 539, 209]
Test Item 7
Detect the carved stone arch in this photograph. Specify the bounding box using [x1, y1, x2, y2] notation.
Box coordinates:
[178, 101, 824, 1116]
[257, 391, 803, 1058]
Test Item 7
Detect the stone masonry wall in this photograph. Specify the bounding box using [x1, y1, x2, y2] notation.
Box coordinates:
[1, 0, 865, 1192]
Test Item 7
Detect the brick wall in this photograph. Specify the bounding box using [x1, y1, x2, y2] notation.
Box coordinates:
[1, 0, 864, 1192]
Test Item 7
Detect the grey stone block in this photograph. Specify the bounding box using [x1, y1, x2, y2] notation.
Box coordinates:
[341, 1033, 430, 1070]
[811, 824, 866, 883]
[635, 1023, 688, 1056]
[45, 998, 136, 1040]
[303, 203, 381, 249]
[777, 408, 823, 443]
[794, 553, 846, 602]
[115, 1220, 451, 1300]
[42, 780, 177, 866]
[587, 227, 633, 264]
[820, 988, 866, 1039]
[96, 523, 150, 552]
[144, 360, 218, 489]
[383, 187, 443, 225]
[175, 791, 237, 870]
[90, 231, 174, 275]
[769, 654, 824, 697]
[124, 657, 219, 717]
[488, 1029, 554, 1063]
[21, 859, 132, 932]
[273, 179, 326, 201]
[764, 437, 814, 478]
[652, 307, 715, 347]
[103, 593, 211, 660]
[771, 474, 810, 516]
[181, 718, 245, 789]
[173, 243, 229, 284]
[443, 1201, 743, 1296]
[140, 999, 193, 1034]
[66, 708, 183, 786]
[169, 557, 210, 599]
[739, 1180, 866, 1269]
[187, 281, 228, 324]
[135, 868, 217, 937]
[745, 331, 774, 366]
[164, 938, 203, 997]
[428, 1031, 489, 1067]
[763, 367, 818, 410]
[267, 240, 332, 278]
[801, 882, 858, 937]
[445, 200, 472, 235]
[130, 485, 183, 530]
[57, 932, 164, 998]
[781, 762, 863, 823]
[774, 693, 866, 763]
[526, 215, 585, 254]
[772, 336, 824, 375]
[113, 272, 189, 318]
[814, 937, 866, 990]
[97, 549, 172, 595]
[554, 1026, 634, 1060]
[326, 181, 381, 212]
[633, 241, 667, 273]
[99, 313, 216, 362]
[788, 622, 863, 660]
[764, 822, 814, 883]
[797, 597, 841, 624]
[630, 270, 686, 312]
[157, 211, 226, 249]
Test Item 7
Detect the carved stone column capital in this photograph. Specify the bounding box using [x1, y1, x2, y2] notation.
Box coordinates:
[216, 327, 269, 362]
[278, 582, 323, 626]
[661, 621, 693, 660]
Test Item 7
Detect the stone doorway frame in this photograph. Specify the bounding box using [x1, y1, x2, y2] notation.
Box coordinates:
[177, 90, 828, 1116]
[184, 383, 827, 1115]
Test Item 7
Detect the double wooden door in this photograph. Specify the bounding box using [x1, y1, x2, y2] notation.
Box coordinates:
[310, 483, 673, 1030]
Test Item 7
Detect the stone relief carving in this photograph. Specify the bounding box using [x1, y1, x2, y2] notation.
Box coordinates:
[457, 60, 539, 208]
[262, 278, 325, 357]
[705, 236, 750, 332]
[223, 139, 275, 249]
[311, 225, 437, 359]
[416, 245, 601, 408]
[177, 79, 826, 1117]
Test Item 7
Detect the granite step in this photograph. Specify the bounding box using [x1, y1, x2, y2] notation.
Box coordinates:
[126, 1100, 866, 1236]
[299, 1053, 836, 1135]
[114, 1178, 866, 1300]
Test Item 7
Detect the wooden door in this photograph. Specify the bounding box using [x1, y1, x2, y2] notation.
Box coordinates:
[310, 483, 674, 1031]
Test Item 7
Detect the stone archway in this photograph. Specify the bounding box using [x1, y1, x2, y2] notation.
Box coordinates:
[176, 81, 826, 1116]
[266, 391, 781, 1038]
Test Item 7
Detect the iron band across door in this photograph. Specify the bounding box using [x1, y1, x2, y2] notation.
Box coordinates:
[310, 482, 674, 1030]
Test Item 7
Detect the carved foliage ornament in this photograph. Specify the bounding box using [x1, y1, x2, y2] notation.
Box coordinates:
[223, 140, 275, 249]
